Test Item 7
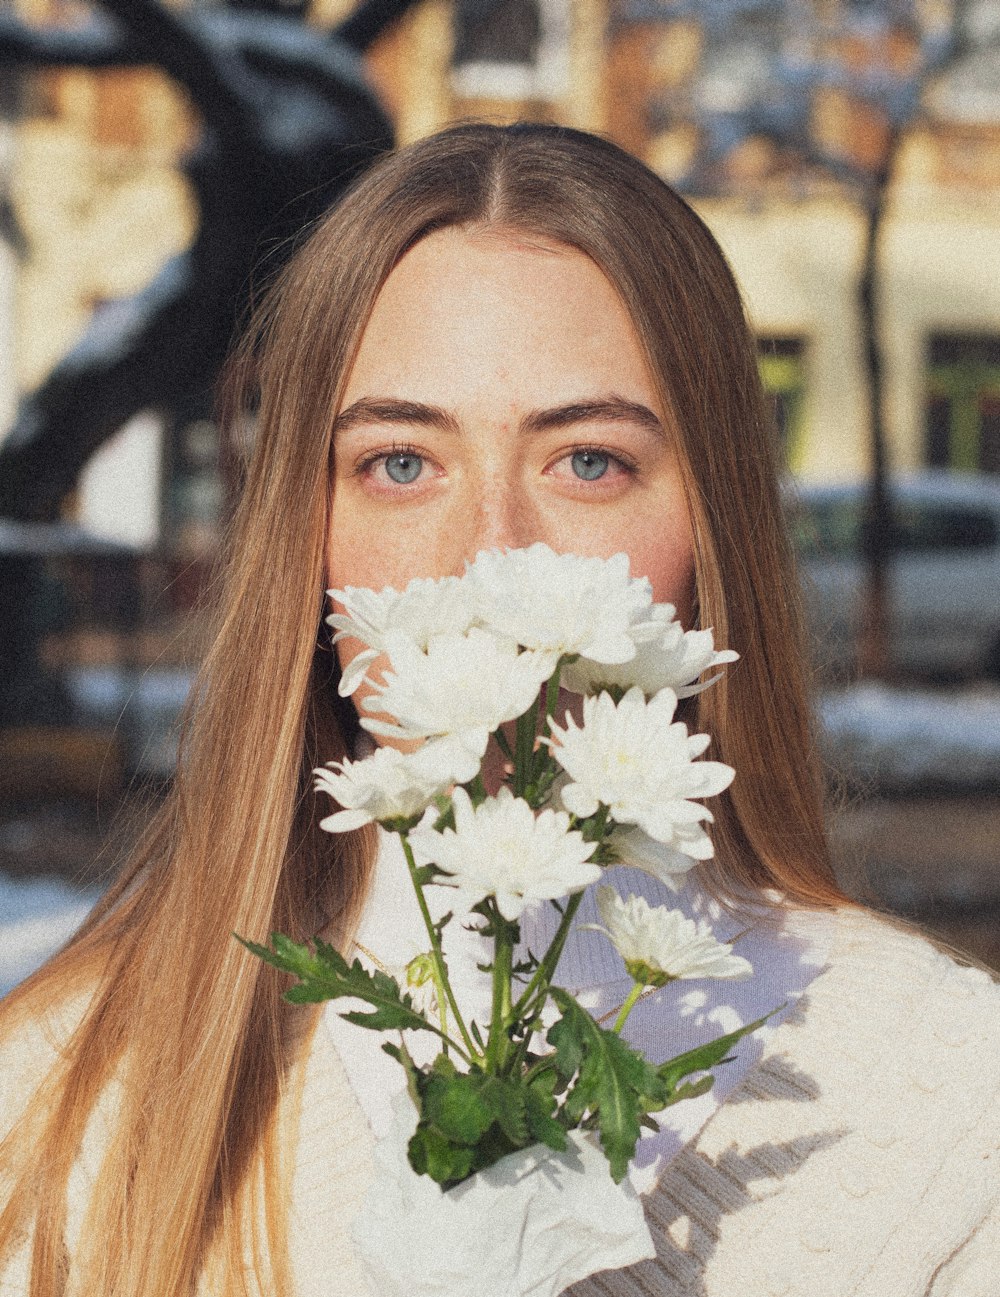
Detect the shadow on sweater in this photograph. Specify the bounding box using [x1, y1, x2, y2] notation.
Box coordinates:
[724, 1054, 821, 1105]
[565, 1029, 847, 1296]
[637, 1127, 849, 1296]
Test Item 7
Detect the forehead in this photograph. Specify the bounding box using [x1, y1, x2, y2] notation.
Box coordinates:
[343, 227, 657, 410]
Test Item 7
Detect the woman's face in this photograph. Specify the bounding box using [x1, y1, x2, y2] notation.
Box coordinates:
[327, 226, 695, 694]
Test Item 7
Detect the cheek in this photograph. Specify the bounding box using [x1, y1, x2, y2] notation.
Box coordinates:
[325, 502, 440, 747]
[623, 519, 696, 624]
[326, 512, 408, 595]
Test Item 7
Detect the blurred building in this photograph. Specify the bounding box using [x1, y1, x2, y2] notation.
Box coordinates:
[2, 0, 999, 557]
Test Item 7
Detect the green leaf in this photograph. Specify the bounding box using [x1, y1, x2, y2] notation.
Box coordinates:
[423, 1070, 494, 1144]
[547, 988, 668, 1183]
[431, 798, 455, 832]
[524, 1074, 567, 1152]
[382, 1039, 423, 1110]
[408, 1125, 476, 1186]
[236, 932, 435, 1032]
[478, 1076, 528, 1147]
[656, 1009, 781, 1100]
[419, 1068, 530, 1149]
[663, 1075, 715, 1108]
[512, 950, 541, 978]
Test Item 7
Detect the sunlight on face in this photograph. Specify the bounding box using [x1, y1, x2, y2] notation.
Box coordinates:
[326, 227, 695, 713]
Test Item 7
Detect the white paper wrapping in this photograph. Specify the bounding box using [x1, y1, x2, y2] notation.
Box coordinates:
[351, 1096, 655, 1297]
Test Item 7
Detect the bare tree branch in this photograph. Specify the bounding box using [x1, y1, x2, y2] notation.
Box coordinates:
[333, 0, 426, 52]
[0, 13, 143, 69]
[91, 0, 263, 148]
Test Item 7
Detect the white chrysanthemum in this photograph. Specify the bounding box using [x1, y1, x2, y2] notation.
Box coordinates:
[606, 825, 697, 888]
[562, 603, 739, 700]
[361, 629, 555, 759]
[546, 686, 734, 858]
[327, 575, 477, 696]
[313, 737, 477, 832]
[583, 887, 753, 986]
[466, 544, 652, 664]
[408, 787, 602, 922]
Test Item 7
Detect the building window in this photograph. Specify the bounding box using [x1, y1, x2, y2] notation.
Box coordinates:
[451, 0, 570, 101]
[757, 335, 807, 472]
[926, 333, 1000, 474]
[163, 417, 223, 561]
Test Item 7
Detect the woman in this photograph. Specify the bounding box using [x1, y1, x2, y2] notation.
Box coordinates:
[1, 123, 997, 1297]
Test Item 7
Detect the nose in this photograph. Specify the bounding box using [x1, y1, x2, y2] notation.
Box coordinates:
[459, 474, 538, 564]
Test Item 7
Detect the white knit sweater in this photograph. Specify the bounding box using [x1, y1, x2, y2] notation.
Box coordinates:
[3, 905, 999, 1296]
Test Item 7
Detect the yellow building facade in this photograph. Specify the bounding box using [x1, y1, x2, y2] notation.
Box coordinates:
[3, 0, 999, 547]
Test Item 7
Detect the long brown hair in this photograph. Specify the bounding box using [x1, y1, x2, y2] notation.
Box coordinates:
[0, 122, 854, 1296]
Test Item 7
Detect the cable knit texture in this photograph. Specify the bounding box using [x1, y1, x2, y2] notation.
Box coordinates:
[2, 905, 998, 1296]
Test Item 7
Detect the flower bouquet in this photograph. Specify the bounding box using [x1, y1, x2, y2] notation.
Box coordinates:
[240, 544, 775, 1295]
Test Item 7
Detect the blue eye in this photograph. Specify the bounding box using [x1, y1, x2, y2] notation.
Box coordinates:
[385, 452, 422, 484]
[571, 450, 609, 481]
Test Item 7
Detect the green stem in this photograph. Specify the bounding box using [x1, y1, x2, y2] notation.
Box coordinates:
[415, 1016, 475, 1064]
[494, 727, 514, 765]
[613, 981, 646, 1034]
[485, 910, 514, 1072]
[514, 696, 538, 798]
[510, 890, 585, 1022]
[398, 831, 480, 1061]
[532, 665, 564, 783]
[544, 668, 562, 723]
[522, 1054, 557, 1085]
[429, 963, 449, 1039]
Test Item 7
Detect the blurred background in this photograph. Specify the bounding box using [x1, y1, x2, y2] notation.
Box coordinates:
[1, 0, 999, 993]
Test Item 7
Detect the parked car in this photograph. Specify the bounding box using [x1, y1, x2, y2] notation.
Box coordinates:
[788, 471, 1000, 679]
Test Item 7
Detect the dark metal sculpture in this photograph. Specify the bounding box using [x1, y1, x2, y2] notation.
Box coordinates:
[0, 0, 424, 522]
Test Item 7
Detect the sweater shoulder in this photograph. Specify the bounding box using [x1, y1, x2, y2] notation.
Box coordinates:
[810, 904, 1000, 1051]
[0, 985, 96, 1141]
[609, 907, 1000, 1297]
[737, 903, 1000, 1117]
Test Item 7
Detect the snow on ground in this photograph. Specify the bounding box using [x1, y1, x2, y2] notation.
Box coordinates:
[820, 682, 1000, 791]
[2, 683, 999, 997]
[0, 873, 102, 998]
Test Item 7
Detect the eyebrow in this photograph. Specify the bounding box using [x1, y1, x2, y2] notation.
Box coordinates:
[332, 395, 665, 441]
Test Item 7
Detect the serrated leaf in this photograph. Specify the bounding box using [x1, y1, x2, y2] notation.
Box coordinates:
[423, 1071, 494, 1144]
[663, 1075, 715, 1108]
[547, 988, 668, 1183]
[236, 933, 319, 981]
[408, 1125, 475, 1186]
[524, 1078, 567, 1152]
[237, 932, 435, 1032]
[478, 1076, 528, 1147]
[656, 1010, 779, 1099]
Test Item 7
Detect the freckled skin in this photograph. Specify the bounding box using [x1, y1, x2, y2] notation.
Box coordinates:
[325, 227, 696, 745]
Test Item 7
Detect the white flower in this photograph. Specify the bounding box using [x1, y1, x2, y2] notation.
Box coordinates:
[466, 544, 652, 664]
[408, 786, 601, 922]
[583, 887, 753, 986]
[360, 629, 555, 759]
[314, 737, 477, 832]
[327, 575, 477, 696]
[546, 686, 734, 859]
[562, 603, 739, 699]
[606, 825, 697, 887]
